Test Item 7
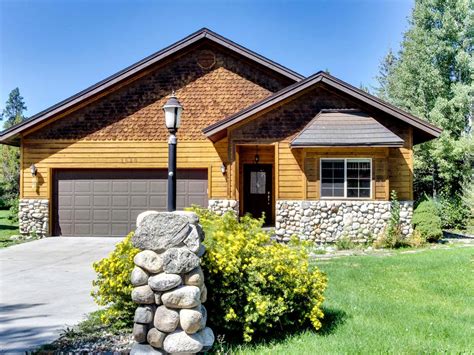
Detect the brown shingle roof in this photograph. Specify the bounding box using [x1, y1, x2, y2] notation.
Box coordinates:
[291, 109, 404, 147]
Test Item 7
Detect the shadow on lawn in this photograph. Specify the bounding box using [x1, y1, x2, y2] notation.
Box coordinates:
[216, 306, 348, 351]
[0, 223, 17, 231]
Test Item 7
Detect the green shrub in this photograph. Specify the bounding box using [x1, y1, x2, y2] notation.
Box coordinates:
[7, 198, 19, 223]
[91, 211, 327, 343]
[375, 191, 406, 248]
[436, 195, 469, 230]
[335, 234, 356, 250]
[412, 199, 443, 242]
[91, 232, 139, 328]
[191, 208, 327, 342]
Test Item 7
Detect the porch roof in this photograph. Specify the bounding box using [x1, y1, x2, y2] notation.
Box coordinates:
[290, 109, 405, 148]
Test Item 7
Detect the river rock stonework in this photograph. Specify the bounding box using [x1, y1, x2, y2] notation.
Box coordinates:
[208, 199, 238, 216]
[275, 200, 413, 243]
[19, 199, 49, 237]
[130, 211, 214, 354]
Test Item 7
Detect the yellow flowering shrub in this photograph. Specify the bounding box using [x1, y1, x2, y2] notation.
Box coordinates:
[192, 208, 328, 342]
[90, 212, 327, 341]
[91, 232, 139, 328]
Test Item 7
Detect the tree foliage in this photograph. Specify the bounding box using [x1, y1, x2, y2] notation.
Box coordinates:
[0, 88, 27, 211]
[376, 0, 473, 200]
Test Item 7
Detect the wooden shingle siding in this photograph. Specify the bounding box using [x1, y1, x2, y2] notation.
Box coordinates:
[21, 139, 227, 200]
[27, 46, 289, 142]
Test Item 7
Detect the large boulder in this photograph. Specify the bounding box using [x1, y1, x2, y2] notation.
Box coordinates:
[162, 248, 200, 274]
[147, 328, 166, 348]
[130, 343, 166, 355]
[131, 285, 155, 304]
[133, 322, 148, 343]
[136, 211, 160, 227]
[173, 210, 199, 224]
[162, 286, 201, 309]
[198, 327, 215, 352]
[182, 225, 202, 253]
[179, 306, 203, 334]
[131, 266, 149, 286]
[134, 250, 163, 274]
[154, 305, 179, 333]
[162, 330, 203, 354]
[183, 267, 204, 287]
[148, 273, 182, 292]
[134, 305, 155, 324]
[133, 213, 190, 252]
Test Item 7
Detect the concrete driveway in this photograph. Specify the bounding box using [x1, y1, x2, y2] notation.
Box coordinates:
[0, 237, 122, 353]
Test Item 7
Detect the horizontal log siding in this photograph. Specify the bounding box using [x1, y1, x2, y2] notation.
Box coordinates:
[278, 142, 304, 200]
[21, 139, 227, 199]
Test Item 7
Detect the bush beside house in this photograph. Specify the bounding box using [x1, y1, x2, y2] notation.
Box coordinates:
[92, 210, 327, 344]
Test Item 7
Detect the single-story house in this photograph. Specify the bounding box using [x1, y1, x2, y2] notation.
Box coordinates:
[0, 28, 441, 242]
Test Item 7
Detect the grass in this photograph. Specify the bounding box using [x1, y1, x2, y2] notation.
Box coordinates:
[225, 246, 474, 354]
[0, 209, 20, 248]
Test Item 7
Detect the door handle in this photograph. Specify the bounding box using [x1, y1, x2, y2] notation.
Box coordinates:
[267, 191, 271, 205]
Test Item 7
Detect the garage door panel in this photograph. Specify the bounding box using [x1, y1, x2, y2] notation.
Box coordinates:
[93, 224, 110, 235]
[131, 181, 147, 193]
[93, 210, 110, 221]
[74, 224, 91, 235]
[93, 181, 110, 193]
[75, 196, 91, 206]
[150, 181, 167, 193]
[54, 169, 207, 237]
[93, 196, 110, 207]
[74, 209, 91, 221]
[75, 181, 92, 193]
[131, 195, 148, 206]
[112, 195, 129, 206]
[112, 181, 129, 193]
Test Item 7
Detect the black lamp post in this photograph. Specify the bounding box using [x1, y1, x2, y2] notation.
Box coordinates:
[163, 92, 183, 211]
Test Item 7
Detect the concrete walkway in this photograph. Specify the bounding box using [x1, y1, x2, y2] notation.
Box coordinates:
[0, 237, 122, 353]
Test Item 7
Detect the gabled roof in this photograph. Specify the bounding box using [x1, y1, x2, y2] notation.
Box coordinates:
[203, 71, 442, 144]
[291, 109, 404, 147]
[0, 28, 303, 146]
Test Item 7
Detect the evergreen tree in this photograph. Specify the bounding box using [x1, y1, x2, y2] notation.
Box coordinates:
[1, 87, 27, 129]
[376, 0, 473, 199]
[0, 88, 27, 211]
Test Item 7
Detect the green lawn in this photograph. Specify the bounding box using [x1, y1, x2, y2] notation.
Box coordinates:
[228, 246, 474, 354]
[0, 209, 20, 248]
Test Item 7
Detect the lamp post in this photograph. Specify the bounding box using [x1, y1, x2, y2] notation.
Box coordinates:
[163, 92, 183, 211]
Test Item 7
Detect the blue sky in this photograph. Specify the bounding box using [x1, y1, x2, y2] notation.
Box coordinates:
[0, 0, 413, 118]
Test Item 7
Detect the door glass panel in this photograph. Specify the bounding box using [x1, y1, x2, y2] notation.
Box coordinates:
[250, 171, 266, 194]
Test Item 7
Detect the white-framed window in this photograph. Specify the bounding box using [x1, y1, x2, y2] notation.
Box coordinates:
[320, 158, 372, 199]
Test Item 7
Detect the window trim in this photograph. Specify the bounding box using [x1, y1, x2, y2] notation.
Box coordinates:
[319, 158, 372, 200]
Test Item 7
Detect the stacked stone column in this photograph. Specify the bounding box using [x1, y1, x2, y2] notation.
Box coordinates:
[130, 211, 214, 354]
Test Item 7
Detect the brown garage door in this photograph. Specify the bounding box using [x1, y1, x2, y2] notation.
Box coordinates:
[53, 169, 208, 237]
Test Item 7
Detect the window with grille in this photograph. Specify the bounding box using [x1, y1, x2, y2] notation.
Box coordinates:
[320, 158, 371, 198]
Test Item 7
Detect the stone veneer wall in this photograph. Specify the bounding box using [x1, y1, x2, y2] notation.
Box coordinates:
[19, 199, 49, 237]
[275, 200, 413, 243]
[130, 211, 214, 354]
[208, 199, 239, 216]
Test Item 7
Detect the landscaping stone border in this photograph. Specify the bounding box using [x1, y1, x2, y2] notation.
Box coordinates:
[275, 200, 413, 243]
[19, 199, 49, 237]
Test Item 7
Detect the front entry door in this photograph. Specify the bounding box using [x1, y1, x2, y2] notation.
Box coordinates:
[243, 164, 272, 225]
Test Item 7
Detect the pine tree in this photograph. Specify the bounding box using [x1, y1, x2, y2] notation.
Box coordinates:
[1, 87, 27, 129]
[376, 0, 473, 199]
[0, 88, 27, 211]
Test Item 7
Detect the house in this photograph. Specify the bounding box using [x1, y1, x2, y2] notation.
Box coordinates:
[0, 28, 441, 242]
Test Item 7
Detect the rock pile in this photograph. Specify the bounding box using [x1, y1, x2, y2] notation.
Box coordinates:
[130, 211, 214, 354]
